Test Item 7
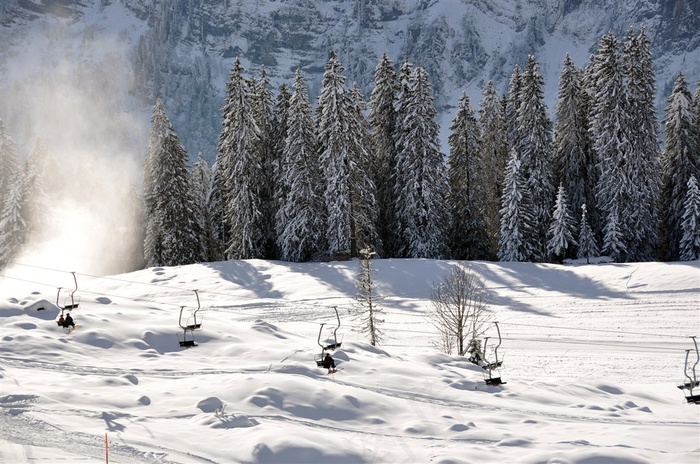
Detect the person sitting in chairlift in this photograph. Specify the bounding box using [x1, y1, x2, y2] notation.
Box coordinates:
[58, 315, 65, 326]
[63, 313, 75, 329]
[322, 353, 337, 373]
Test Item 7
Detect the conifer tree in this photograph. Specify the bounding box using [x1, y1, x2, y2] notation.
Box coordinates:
[447, 92, 488, 259]
[546, 185, 577, 262]
[590, 33, 634, 262]
[478, 81, 508, 258]
[392, 65, 448, 258]
[622, 26, 661, 261]
[0, 175, 27, 267]
[516, 55, 554, 261]
[207, 162, 226, 262]
[316, 51, 378, 258]
[278, 70, 325, 262]
[250, 66, 278, 259]
[577, 204, 599, 264]
[368, 53, 399, 257]
[144, 100, 204, 267]
[143, 100, 204, 267]
[190, 153, 214, 261]
[553, 54, 591, 229]
[354, 246, 384, 346]
[679, 175, 700, 261]
[22, 138, 52, 241]
[498, 150, 534, 262]
[272, 84, 292, 243]
[506, 65, 523, 149]
[216, 58, 264, 259]
[0, 119, 19, 216]
[662, 73, 700, 260]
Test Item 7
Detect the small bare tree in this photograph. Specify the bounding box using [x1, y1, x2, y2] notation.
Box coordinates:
[354, 246, 384, 346]
[430, 264, 491, 356]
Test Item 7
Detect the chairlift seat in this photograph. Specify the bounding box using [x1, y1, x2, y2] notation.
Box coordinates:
[63, 303, 79, 310]
[685, 394, 700, 404]
[485, 377, 505, 386]
[179, 340, 197, 347]
[677, 381, 700, 390]
[324, 342, 342, 350]
[185, 323, 202, 330]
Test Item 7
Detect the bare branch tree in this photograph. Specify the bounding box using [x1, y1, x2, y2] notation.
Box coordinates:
[430, 264, 491, 356]
[354, 246, 384, 346]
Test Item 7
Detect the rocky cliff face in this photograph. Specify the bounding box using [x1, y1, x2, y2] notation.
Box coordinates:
[1, 0, 699, 159]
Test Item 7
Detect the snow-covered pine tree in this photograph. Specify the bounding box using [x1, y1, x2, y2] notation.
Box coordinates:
[590, 33, 634, 262]
[272, 84, 292, 244]
[354, 246, 384, 346]
[662, 73, 700, 260]
[516, 55, 555, 261]
[447, 92, 488, 260]
[498, 149, 534, 262]
[277, 70, 325, 262]
[216, 58, 264, 259]
[22, 138, 52, 241]
[392, 65, 448, 258]
[0, 119, 19, 217]
[506, 65, 523, 149]
[577, 204, 599, 264]
[478, 81, 508, 258]
[368, 53, 399, 257]
[190, 153, 214, 261]
[207, 161, 226, 262]
[250, 66, 278, 259]
[622, 26, 661, 261]
[546, 185, 577, 263]
[143, 100, 204, 267]
[316, 51, 378, 259]
[348, 83, 381, 255]
[0, 175, 27, 267]
[679, 175, 700, 261]
[553, 54, 592, 231]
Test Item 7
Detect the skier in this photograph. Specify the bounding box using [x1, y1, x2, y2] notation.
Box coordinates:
[64, 313, 75, 329]
[58, 315, 65, 326]
[322, 352, 337, 373]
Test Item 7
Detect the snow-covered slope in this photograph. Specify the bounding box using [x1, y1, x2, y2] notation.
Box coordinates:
[1, 259, 698, 463]
[1, 0, 698, 159]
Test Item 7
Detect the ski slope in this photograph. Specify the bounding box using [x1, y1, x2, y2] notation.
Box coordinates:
[1, 259, 699, 463]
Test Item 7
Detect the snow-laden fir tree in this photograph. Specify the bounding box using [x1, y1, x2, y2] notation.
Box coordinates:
[498, 149, 535, 262]
[207, 161, 226, 262]
[662, 73, 700, 260]
[447, 92, 488, 260]
[589, 33, 634, 262]
[316, 51, 378, 259]
[679, 175, 700, 261]
[368, 53, 399, 257]
[0, 175, 26, 267]
[0, 119, 19, 216]
[577, 204, 599, 264]
[621, 26, 661, 261]
[546, 185, 577, 263]
[354, 246, 384, 346]
[553, 54, 592, 230]
[515, 55, 555, 261]
[143, 100, 204, 267]
[478, 81, 508, 258]
[277, 70, 325, 262]
[250, 66, 278, 259]
[22, 138, 52, 241]
[506, 65, 523, 149]
[272, 84, 292, 243]
[216, 58, 264, 259]
[190, 153, 214, 261]
[392, 65, 448, 258]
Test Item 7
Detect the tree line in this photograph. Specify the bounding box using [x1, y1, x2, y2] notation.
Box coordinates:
[1, 27, 699, 268]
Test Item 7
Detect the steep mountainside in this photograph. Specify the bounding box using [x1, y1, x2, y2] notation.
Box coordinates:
[1, 0, 698, 160]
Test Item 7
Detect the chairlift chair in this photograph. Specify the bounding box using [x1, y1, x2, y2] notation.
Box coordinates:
[55, 272, 81, 325]
[176, 290, 204, 348]
[677, 336, 700, 404]
[479, 322, 506, 386]
[313, 307, 343, 367]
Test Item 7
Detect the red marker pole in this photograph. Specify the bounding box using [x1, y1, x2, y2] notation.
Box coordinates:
[105, 433, 109, 464]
